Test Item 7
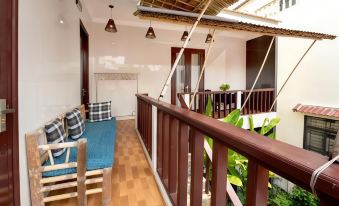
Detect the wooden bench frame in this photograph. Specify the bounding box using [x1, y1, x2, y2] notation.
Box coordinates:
[26, 105, 112, 206]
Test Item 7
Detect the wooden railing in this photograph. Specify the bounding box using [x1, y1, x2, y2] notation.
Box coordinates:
[177, 88, 274, 118]
[136, 93, 339, 206]
[137, 95, 152, 158]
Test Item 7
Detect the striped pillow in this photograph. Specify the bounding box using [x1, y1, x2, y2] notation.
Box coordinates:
[66, 108, 86, 140]
[45, 118, 67, 157]
[88, 101, 112, 122]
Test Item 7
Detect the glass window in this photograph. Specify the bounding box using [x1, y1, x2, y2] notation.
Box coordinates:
[304, 116, 339, 156]
[279, 0, 283, 11]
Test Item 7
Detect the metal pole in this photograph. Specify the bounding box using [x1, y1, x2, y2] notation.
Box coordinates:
[269, 40, 317, 112]
[189, 29, 216, 109]
[241, 36, 276, 111]
[158, 0, 212, 100]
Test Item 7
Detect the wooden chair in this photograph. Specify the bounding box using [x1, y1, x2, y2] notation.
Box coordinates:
[26, 106, 113, 206]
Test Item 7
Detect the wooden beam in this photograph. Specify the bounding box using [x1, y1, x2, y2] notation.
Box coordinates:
[26, 134, 44, 206]
[41, 177, 103, 192]
[102, 168, 112, 206]
[40, 162, 77, 172]
[246, 159, 269, 206]
[40, 169, 103, 184]
[77, 139, 87, 206]
[190, 129, 204, 206]
[211, 140, 228, 206]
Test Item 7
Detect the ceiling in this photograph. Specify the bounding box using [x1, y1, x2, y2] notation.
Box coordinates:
[84, 0, 259, 40]
[85, 0, 140, 22]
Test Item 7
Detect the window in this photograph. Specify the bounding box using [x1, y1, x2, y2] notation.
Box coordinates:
[285, 0, 289, 9]
[280, 0, 298, 11]
[304, 116, 339, 156]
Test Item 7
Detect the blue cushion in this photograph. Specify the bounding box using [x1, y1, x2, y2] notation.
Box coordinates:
[42, 118, 116, 177]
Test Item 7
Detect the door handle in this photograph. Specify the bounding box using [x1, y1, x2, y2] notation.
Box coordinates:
[0, 99, 15, 133]
[82, 89, 87, 97]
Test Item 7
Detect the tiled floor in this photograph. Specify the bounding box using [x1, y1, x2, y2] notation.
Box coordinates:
[47, 119, 165, 206]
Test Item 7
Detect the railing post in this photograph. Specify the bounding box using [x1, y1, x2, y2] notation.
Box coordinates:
[236, 91, 242, 109]
[177, 123, 189, 206]
[162, 113, 170, 187]
[190, 129, 204, 206]
[246, 159, 269, 206]
[151, 105, 157, 172]
[211, 140, 228, 206]
[157, 110, 163, 177]
[169, 117, 179, 203]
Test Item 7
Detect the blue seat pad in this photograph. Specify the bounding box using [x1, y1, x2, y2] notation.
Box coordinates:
[42, 118, 116, 177]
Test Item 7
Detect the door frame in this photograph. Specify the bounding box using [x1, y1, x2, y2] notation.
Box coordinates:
[171, 47, 205, 105]
[0, 0, 20, 204]
[80, 20, 89, 105]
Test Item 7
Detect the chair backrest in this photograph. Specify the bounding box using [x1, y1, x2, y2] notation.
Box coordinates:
[28, 105, 86, 165]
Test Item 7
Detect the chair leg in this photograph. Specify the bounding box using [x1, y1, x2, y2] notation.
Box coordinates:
[26, 134, 45, 206]
[77, 139, 87, 206]
[102, 168, 112, 206]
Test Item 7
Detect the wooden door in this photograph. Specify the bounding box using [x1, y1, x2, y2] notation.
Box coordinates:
[0, 0, 20, 205]
[80, 21, 89, 105]
[171, 48, 205, 105]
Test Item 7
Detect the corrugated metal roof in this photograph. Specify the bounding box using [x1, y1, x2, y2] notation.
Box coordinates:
[293, 104, 339, 118]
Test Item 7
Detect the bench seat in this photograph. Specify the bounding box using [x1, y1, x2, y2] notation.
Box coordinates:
[43, 118, 116, 177]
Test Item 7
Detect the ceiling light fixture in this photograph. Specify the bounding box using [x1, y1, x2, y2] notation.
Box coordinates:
[145, 20, 156, 39]
[205, 29, 214, 43]
[181, 26, 189, 41]
[105, 4, 117, 33]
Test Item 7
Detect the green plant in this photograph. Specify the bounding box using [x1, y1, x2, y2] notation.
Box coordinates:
[269, 185, 291, 206]
[203, 100, 281, 205]
[290, 187, 319, 206]
[248, 115, 280, 140]
[220, 83, 230, 91]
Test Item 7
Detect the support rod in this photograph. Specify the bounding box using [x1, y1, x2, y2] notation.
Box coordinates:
[269, 40, 317, 112]
[241, 36, 275, 111]
[158, 0, 212, 100]
[189, 29, 216, 109]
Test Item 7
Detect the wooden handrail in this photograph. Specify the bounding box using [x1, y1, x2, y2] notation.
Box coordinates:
[136, 94, 339, 204]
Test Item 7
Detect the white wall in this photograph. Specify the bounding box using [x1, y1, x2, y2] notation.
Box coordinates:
[19, 0, 92, 204]
[275, 0, 339, 147]
[89, 23, 247, 105]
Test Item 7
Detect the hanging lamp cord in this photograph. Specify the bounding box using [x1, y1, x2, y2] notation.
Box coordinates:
[310, 155, 339, 197]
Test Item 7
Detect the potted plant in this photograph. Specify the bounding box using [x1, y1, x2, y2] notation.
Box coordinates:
[219, 83, 230, 91]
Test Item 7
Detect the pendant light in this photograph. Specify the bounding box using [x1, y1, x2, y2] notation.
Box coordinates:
[105, 5, 117, 33]
[205, 29, 213, 43]
[181, 26, 189, 41]
[145, 20, 156, 39]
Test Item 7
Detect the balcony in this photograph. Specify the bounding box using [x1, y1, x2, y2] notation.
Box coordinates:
[177, 88, 275, 119]
[136, 93, 339, 206]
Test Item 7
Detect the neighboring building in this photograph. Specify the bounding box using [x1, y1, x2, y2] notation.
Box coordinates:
[237, 0, 339, 157]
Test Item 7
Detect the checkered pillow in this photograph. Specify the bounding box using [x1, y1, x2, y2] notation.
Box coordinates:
[66, 108, 86, 140]
[88, 101, 112, 122]
[45, 118, 67, 157]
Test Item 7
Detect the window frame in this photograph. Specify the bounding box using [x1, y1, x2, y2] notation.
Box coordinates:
[303, 115, 338, 156]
